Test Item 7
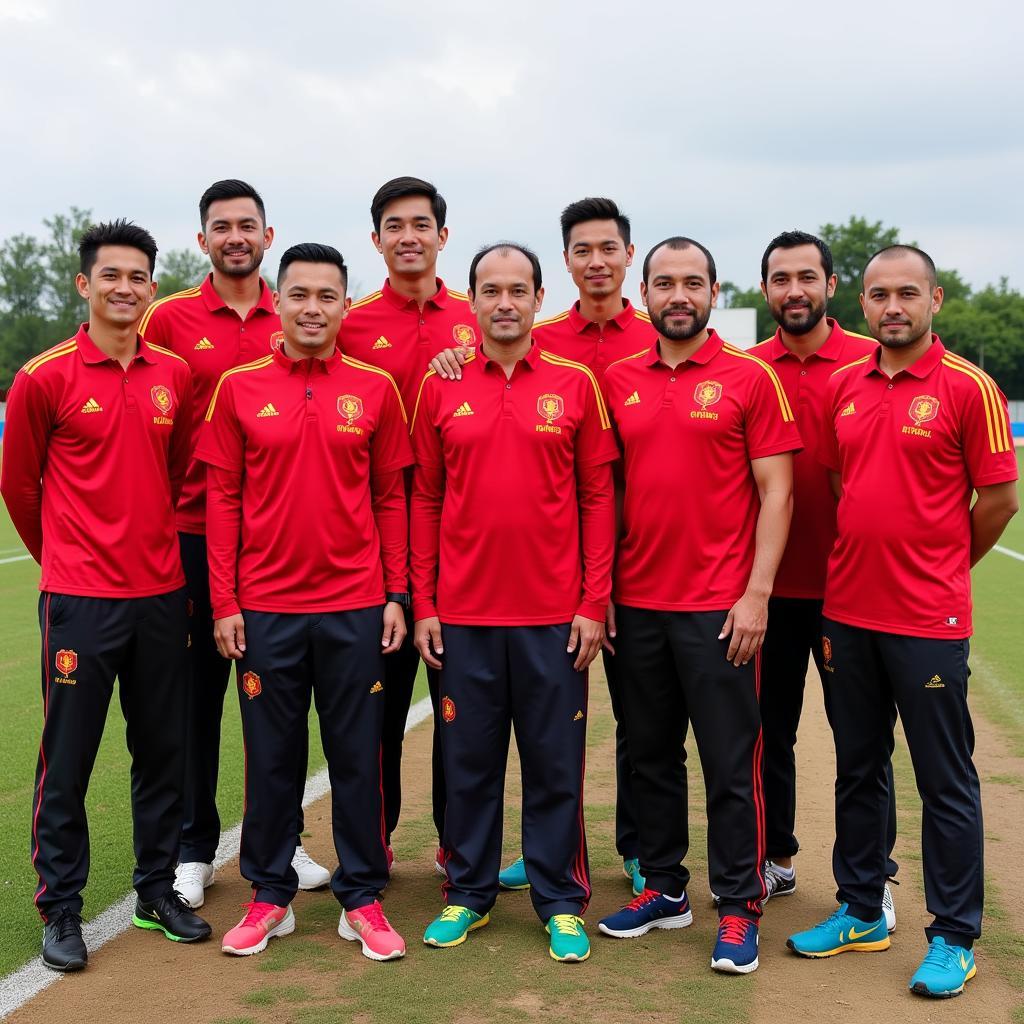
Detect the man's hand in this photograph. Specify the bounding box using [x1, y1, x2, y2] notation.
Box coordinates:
[603, 601, 617, 655]
[568, 614, 605, 671]
[214, 613, 246, 660]
[719, 591, 769, 667]
[429, 347, 468, 380]
[382, 601, 407, 653]
[414, 616, 444, 669]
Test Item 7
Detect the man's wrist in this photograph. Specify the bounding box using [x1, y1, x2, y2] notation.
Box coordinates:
[386, 592, 411, 609]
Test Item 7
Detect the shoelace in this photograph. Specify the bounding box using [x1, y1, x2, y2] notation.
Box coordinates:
[292, 846, 316, 867]
[550, 915, 584, 936]
[920, 941, 965, 972]
[625, 887, 662, 910]
[354, 902, 388, 930]
[718, 915, 751, 945]
[439, 905, 474, 923]
[764, 862, 792, 895]
[176, 863, 206, 887]
[52, 907, 82, 941]
[240, 900, 285, 926]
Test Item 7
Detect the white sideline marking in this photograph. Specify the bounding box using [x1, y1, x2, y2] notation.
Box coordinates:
[0, 554, 31, 565]
[994, 544, 1024, 563]
[0, 695, 434, 1019]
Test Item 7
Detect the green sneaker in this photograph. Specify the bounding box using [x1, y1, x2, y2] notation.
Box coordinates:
[622, 857, 645, 897]
[546, 914, 590, 962]
[423, 906, 489, 947]
[498, 855, 530, 890]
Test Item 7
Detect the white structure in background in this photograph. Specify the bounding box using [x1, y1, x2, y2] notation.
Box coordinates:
[709, 307, 758, 349]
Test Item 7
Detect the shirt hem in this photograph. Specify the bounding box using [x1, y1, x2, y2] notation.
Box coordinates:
[438, 613, 579, 626]
[822, 608, 972, 640]
[239, 595, 386, 615]
[613, 595, 742, 612]
[40, 579, 186, 599]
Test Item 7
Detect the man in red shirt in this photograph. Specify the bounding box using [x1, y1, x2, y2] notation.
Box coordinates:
[747, 231, 897, 917]
[788, 246, 1018, 998]
[198, 244, 413, 962]
[411, 243, 616, 962]
[1, 220, 211, 971]
[139, 180, 328, 907]
[596, 237, 801, 975]
[340, 177, 474, 872]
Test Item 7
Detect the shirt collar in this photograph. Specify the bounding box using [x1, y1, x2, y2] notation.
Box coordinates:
[644, 328, 725, 368]
[567, 299, 637, 335]
[271, 343, 343, 375]
[765, 318, 848, 362]
[75, 324, 155, 365]
[200, 273, 276, 315]
[381, 277, 449, 311]
[478, 339, 542, 372]
[863, 334, 945, 379]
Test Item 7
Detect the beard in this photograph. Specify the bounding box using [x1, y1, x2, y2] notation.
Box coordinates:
[651, 303, 711, 341]
[772, 296, 827, 336]
[211, 247, 263, 277]
[876, 318, 931, 349]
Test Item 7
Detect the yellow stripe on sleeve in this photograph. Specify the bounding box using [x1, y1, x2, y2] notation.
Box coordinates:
[941, 355, 1010, 454]
[204, 356, 274, 422]
[341, 355, 408, 423]
[138, 286, 202, 336]
[721, 344, 795, 422]
[539, 351, 611, 429]
[23, 340, 77, 375]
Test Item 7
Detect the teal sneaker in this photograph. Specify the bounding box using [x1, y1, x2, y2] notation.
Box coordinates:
[546, 914, 590, 962]
[787, 903, 890, 957]
[423, 906, 489, 948]
[498, 855, 530, 891]
[622, 858, 645, 897]
[909, 937, 976, 997]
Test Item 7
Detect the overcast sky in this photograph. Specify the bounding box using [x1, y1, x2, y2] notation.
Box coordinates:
[1, 0, 1021, 313]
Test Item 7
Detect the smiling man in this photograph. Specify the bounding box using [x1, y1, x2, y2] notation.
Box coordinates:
[199, 243, 413, 962]
[1, 220, 211, 971]
[788, 245, 1018, 998]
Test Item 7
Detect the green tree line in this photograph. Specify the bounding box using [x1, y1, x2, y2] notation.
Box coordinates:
[1, 210, 1022, 395]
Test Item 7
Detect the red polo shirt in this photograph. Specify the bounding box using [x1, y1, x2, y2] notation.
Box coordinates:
[748, 320, 877, 599]
[197, 346, 413, 618]
[339, 278, 476, 412]
[0, 326, 193, 597]
[533, 300, 656, 384]
[604, 331, 803, 611]
[410, 342, 618, 625]
[819, 336, 1017, 639]
[138, 273, 280, 534]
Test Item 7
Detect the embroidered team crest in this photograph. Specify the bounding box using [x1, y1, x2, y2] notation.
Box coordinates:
[150, 385, 173, 416]
[822, 636, 832, 663]
[537, 393, 564, 423]
[269, 330, 285, 352]
[694, 380, 723, 409]
[241, 671, 262, 700]
[441, 696, 456, 723]
[338, 395, 364, 424]
[453, 323, 477, 346]
[909, 395, 939, 426]
[56, 649, 78, 676]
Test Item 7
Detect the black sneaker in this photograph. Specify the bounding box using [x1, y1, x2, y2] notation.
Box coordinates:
[764, 860, 796, 900]
[132, 890, 212, 942]
[42, 907, 87, 971]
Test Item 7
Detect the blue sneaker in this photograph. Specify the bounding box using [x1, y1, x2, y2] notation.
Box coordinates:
[598, 889, 692, 938]
[787, 903, 890, 958]
[711, 915, 759, 974]
[622, 858, 646, 897]
[909, 937, 976, 997]
[498, 855, 530, 891]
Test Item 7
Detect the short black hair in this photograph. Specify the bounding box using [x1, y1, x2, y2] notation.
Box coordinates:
[467, 242, 543, 294]
[560, 197, 631, 250]
[370, 176, 447, 234]
[199, 179, 266, 230]
[863, 244, 937, 289]
[761, 230, 833, 283]
[277, 243, 348, 290]
[79, 219, 157, 276]
[642, 236, 717, 286]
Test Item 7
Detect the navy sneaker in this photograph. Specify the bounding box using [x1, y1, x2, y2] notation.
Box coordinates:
[711, 915, 759, 974]
[598, 889, 692, 938]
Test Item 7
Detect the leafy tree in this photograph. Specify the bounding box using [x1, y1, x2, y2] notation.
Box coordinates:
[42, 207, 92, 336]
[719, 281, 774, 341]
[0, 235, 47, 318]
[156, 249, 209, 298]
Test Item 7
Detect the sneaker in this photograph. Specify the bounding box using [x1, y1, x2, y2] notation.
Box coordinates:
[41, 907, 87, 972]
[787, 903, 890, 957]
[712, 915, 759, 974]
[598, 889, 693, 938]
[174, 861, 215, 909]
[498, 855, 530, 891]
[338, 901, 405, 961]
[434, 847, 447, 877]
[292, 845, 331, 890]
[386, 845, 394, 872]
[883, 882, 896, 933]
[546, 914, 590, 962]
[909, 937, 976, 998]
[423, 905, 489, 947]
[622, 857, 646, 897]
[764, 860, 796, 900]
[222, 902, 295, 955]
[132, 890, 212, 943]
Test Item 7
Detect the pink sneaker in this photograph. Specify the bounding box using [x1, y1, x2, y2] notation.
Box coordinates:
[338, 901, 406, 961]
[386, 845, 395, 871]
[221, 902, 294, 956]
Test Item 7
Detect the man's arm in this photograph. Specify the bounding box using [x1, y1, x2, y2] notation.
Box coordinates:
[720, 452, 794, 667]
[168, 371, 194, 506]
[370, 468, 409, 654]
[206, 464, 246, 659]
[0, 372, 51, 563]
[571, 458, 614, 670]
[410, 460, 445, 669]
[970, 482, 1019, 566]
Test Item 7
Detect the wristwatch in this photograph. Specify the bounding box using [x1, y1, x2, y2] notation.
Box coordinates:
[386, 592, 411, 609]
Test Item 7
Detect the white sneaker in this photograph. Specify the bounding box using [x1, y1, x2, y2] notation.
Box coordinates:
[292, 845, 331, 890]
[174, 861, 215, 909]
[883, 881, 896, 933]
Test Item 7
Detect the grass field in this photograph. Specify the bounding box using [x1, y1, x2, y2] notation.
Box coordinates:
[0, 452, 1022, 1011]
